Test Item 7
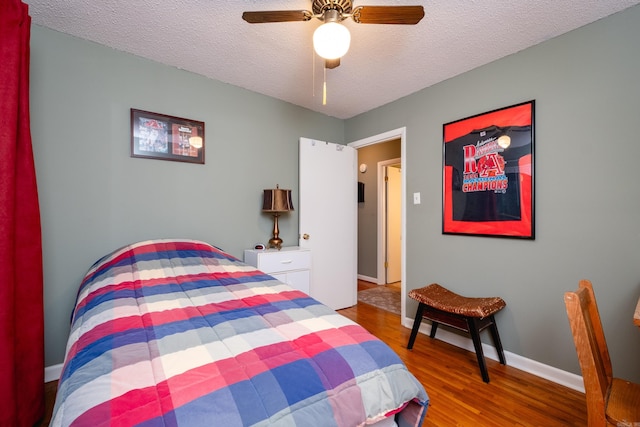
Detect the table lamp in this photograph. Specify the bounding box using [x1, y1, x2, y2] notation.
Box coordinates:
[262, 184, 294, 250]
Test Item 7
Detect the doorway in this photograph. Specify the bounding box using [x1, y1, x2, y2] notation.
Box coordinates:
[349, 128, 407, 321]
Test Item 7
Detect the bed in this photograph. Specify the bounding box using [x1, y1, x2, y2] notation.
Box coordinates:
[51, 239, 428, 426]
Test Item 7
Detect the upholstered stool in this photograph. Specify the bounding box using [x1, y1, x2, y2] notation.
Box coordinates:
[407, 283, 507, 383]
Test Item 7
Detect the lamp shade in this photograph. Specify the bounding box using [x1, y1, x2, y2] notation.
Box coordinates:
[262, 186, 294, 213]
[313, 21, 351, 60]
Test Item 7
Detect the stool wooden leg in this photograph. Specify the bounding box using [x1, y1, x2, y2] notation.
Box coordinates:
[429, 322, 439, 338]
[467, 317, 490, 383]
[488, 315, 506, 365]
[407, 303, 425, 349]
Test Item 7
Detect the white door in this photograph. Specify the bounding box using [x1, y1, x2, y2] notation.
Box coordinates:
[386, 165, 402, 284]
[299, 138, 357, 310]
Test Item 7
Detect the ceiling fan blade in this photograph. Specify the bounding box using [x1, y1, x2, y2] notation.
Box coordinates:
[242, 10, 312, 24]
[352, 6, 425, 25]
[325, 58, 340, 69]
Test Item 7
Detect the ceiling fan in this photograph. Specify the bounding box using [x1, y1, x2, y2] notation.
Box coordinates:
[242, 0, 425, 69]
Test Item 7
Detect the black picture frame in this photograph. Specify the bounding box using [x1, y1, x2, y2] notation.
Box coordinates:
[131, 109, 205, 164]
[442, 100, 535, 239]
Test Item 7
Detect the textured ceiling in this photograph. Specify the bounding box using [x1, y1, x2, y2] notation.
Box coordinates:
[25, 0, 640, 119]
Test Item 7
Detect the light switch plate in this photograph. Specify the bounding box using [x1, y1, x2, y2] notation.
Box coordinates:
[413, 192, 421, 204]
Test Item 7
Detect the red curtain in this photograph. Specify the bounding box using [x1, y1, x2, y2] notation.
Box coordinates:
[0, 1, 45, 426]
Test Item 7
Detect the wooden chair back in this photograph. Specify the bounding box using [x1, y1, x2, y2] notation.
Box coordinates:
[564, 279, 612, 426]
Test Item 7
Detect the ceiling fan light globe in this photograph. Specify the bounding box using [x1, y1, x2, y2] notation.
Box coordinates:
[313, 22, 351, 60]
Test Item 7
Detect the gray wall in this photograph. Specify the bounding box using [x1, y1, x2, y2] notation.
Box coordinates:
[357, 140, 401, 278]
[32, 4, 640, 382]
[30, 26, 344, 366]
[345, 6, 640, 381]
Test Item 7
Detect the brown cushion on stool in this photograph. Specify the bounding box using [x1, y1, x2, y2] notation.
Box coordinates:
[408, 283, 505, 319]
[407, 283, 507, 382]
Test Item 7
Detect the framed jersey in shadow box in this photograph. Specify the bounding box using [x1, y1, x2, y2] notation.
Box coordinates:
[442, 100, 535, 239]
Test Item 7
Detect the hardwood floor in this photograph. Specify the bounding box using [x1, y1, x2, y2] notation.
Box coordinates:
[38, 281, 587, 426]
[36, 380, 57, 427]
[344, 280, 587, 426]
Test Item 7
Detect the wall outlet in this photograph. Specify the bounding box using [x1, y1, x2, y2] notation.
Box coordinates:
[413, 192, 421, 204]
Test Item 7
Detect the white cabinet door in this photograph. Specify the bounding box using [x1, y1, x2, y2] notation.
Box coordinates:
[299, 138, 357, 310]
[244, 247, 311, 295]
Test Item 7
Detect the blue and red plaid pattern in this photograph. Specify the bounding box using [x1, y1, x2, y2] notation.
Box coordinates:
[52, 239, 428, 426]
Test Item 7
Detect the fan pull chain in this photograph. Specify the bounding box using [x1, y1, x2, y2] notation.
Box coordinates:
[311, 46, 327, 106]
[312, 47, 316, 98]
[323, 66, 327, 105]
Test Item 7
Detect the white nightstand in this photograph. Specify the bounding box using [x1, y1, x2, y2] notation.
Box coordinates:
[244, 246, 312, 294]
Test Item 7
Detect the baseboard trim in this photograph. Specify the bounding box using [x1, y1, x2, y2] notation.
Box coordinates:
[357, 274, 378, 284]
[401, 316, 585, 393]
[45, 363, 63, 383]
[44, 322, 584, 393]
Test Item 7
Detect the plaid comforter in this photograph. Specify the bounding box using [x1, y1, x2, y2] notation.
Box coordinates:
[51, 239, 428, 426]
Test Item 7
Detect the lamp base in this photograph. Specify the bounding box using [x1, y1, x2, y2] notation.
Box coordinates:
[267, 237, 283, 250]
[268, 213, 283, 250]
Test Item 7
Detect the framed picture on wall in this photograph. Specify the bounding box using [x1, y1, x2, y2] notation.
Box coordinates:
[131, 109, 205, 164]
[442, 100, 535, 239]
